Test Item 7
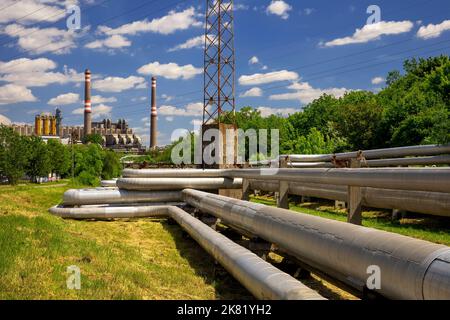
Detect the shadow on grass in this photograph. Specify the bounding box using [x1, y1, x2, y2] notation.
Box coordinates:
[161, 220, 254, 300]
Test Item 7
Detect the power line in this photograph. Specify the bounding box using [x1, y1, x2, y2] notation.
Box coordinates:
[0, 0, 190, 73]
[107, 42, 450, 119]
[0, 0, 22, 13]
[0, 0, 113, 46]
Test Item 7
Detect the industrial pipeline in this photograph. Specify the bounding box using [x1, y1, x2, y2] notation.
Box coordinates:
[49, 204, 325, 300]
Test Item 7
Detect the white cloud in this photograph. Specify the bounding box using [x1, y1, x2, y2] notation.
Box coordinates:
[72, 104, 112, 119]
[269, 81, 350, 105]
[323, 21, 414, 47]
[93, 76, 146, 93]
[240, 87, 263, 98]
[48, 93, 80, 106]
[166, 116, 174, 122]
[85, 35, 131, 50]
[417, 20, 450, 39]
[324, 21, 414, 47]
[98, 7, 201, 37]
[371, 77, 385, 85]
[266, 1, 292, 20]
[0, 0, 67, 24]
[249, 56, 259, 65]
[257, 106, 297, 117]
[159, 102, 203, 117]
[2, 24, 80, 55]
[0, 84, 37, 105]
[91, 95, 117, 104]
[0, 114, 11, 125]
[168, 35, 203, 52]
[0, 58, 84, 87]
[137, 62, 202, 80]
[239, 70, 299, 86]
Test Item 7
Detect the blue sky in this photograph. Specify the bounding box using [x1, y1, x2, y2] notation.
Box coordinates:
[0, 0, 449, 146]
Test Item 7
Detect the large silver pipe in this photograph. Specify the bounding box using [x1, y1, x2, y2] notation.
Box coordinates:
[286, 155, 450, 168]
[123, 169, 226, 178]
[62, 188, 182, 206]
[117, 177, 243, 191]
[230, 168, 450, 193]
[122, 168, 450, 193]
[248, 180, 450, 217]
[284, 144, 450, 162]
[182, 189, 450, 300]
[101, 180, 117, 187]
[48, 204, 325, 300]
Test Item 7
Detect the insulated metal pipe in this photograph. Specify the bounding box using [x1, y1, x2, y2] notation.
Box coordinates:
[122, 168, 450, 193]
[230, 168, 450, 193]
[248, 180, 450, 217]
[284, 144, 450, 162]
[182, 189, 450, 300]
[48, 205, 325, 300]
[101, 180, 117, 187]
[117, 177, 243, 191]
[62, 188, 182, 206]
[286, 155, 450, 168]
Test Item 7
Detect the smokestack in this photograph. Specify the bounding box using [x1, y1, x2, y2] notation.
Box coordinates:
[84, 69, 92, 138]
[150, 76, 157, 149]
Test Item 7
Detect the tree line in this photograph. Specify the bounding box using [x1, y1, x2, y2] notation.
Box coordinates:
[224, 55, 450, 156]
[0, 127, 122, 185]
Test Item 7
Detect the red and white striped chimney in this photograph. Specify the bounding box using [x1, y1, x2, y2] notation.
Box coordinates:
[150, 76, 157, 149]
[84, 69, 92, 137]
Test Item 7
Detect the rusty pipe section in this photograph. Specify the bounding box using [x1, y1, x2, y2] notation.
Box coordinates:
[62, 188, 182, 206]
[182, 189, 450, 300]
[48, 204, 325, 300]
[248, 180, 450, 217]
[117, 177, 242, 191]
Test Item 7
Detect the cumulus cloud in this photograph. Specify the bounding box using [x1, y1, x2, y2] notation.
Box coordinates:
[85, 35, 131, 50]
[72, 104, 112, 119]
[98, 7, 201, 37]
[168, 35, 203, 52]
[249, 56, 259, 65]
[257, 106, 297, 117]
[371, 77, 385, 85]
[266, 1, 292, 20]
[2, 24, 80, 55]
[137, 62, 202, 80]
[93, 76, 146, 93]
[48, 93, 80, 106]
[0, 84, 37, 105]
[0, 58, 84, 87]
[0, 0, 67, 24]
[239, 70, 299, 86]
[159, 102, 203, 117]
[323, 21, 414, 47]
[269, 81, 350, 105]
[417, 20, 450, 39]
[91, 95, 117, 104]
[240, 87, 263, 98]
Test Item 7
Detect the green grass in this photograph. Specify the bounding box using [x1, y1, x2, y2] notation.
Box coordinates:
[251, 195, 450, 246]
[0, 181, 250, 300]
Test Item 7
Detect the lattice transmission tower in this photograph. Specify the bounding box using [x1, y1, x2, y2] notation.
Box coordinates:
[203, 0, 236, 126]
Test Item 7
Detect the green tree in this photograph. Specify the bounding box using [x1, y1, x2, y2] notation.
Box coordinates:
[73, 144, 103, 185]
[25, 136, 51, 182]
[102, 150, 122, 180]
[0, 125, 28, 184]
[83, 133, 104, 145]
[47, 139, 71, 177]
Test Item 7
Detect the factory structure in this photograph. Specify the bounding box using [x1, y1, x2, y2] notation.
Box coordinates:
[8, 68, 160, 153]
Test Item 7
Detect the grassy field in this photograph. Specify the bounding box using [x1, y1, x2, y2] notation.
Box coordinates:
[1, 182, 448, 300]
[251, 195, 450, 246]
[0, 181, 251, 300]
